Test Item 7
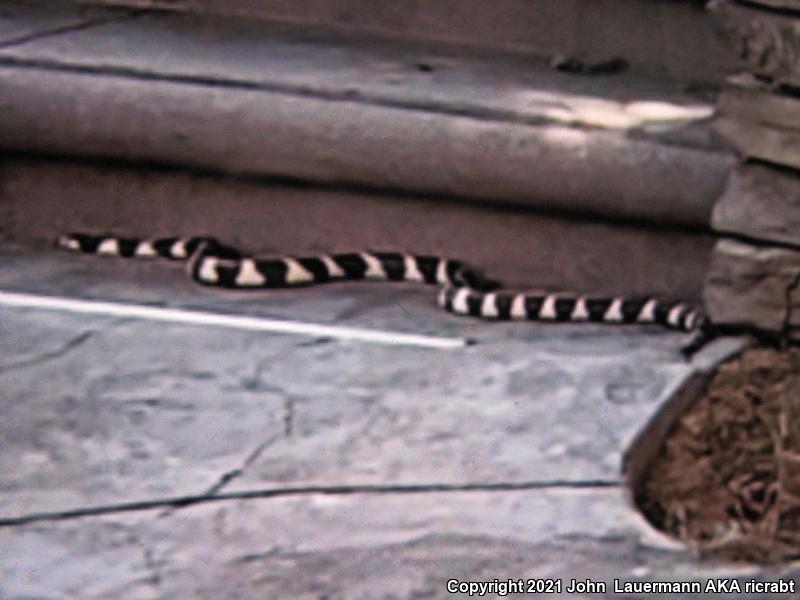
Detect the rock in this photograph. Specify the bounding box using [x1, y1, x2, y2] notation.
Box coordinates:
[714, 84, 800, 169]
[715, 117, 800, 170]
[704, 239, 800, 336]
[712, 163, 800, 247]
[718, 85, 800, 132]
[711, 1, 800, 85]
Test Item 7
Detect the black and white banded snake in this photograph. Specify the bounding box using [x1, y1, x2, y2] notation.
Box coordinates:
[58, 233, 712, 353]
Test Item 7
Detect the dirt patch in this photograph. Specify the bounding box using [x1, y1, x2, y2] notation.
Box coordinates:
[635, 346, 800, 563]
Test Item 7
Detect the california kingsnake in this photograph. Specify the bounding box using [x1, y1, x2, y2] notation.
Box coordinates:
[58, 233, 709, 336]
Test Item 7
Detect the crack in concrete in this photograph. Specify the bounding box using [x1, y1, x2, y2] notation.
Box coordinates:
[232, 377, 300, 438]
[164, 434, 285, 517]
[283, 397, 294, 437]
[0, 10, 144, 51]
[0, 479, 621, 527]
[105, 527, 164, 598]
[201, 436, 280, 498]
[1, 330, 94, 372]
[294, 336, 334, 348]
[160, 371, 296, 509]
[129, 532, 164, 598]
[142, 546, 163, 591]
[202, 469, 244, 499]
[120, 528, 164, 600]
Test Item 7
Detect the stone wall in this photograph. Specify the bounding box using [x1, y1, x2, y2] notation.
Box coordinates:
[705, 0, 800, 340]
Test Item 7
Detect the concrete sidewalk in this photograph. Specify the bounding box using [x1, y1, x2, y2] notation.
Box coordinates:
[0, 247, 792, 599]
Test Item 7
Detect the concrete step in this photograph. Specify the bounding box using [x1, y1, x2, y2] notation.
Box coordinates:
[77, 0, 737, 84]
[0, 1, 733, 229]
[0, 157, 715, 300]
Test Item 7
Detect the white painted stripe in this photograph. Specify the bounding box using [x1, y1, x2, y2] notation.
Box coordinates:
[404, 255, 424, 282]
[284, 258, 315, 285]
[97, 238, 120, 255]
[604, 298, 624, 322]
[235, 258, 267, 287]
[539, 295, 558, 320]
[321, 255, 345, 278]
[360, 253, 386, 280]
[637, 299, 657, 323]
[59, 236, 81, 251]
[481, 293, 499, 319]
[0, 291, 468, 350]
[571, 297, 590, 321]
[135, 241, 158, 258]
[170, 239, 188, 259]
[510, 294, 526, 319]
[452, 288, 471, 314]
[668, 304, 685, 328]
[197, 257, 219, 283]
[435, 260, 449, 284]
